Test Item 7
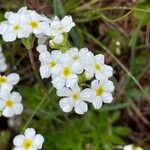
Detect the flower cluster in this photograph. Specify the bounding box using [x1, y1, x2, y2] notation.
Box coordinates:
[0, 7, 75, 45]
[0, 45, 23, 117]
[0, 45, 7, 72]
[0, 6, 115, 149]
[38, 46, 114, 114]
[13, 128, 44, 150]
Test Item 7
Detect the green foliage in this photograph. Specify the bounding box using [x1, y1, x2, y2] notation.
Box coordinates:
[134, 2, 150, 24]
[29, 111, 131, 150]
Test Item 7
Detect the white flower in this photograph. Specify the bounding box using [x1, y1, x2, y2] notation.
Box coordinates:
[39, 50, 62, 79]
[0, 73, 20, 92]
[57, 84, 88, 114]
[13, 128, 44, 150]
[50, 16, 75, 37]
[1, 13, 31, 42]
[82, 79, 114, 109]
[66, 47, 94, 74]
[52, 55, 80, 89]
[0, 91, 23, 117]
[123, 144, 143, 150]
[26, 10, 50, 35]
[0, 45, 7, 72]
[85, 54, 113, 80]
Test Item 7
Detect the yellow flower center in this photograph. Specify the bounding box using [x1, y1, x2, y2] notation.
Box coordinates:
[71, 93, 80, 101]
[62, 67, 71, 77]
[94, 63, 101, 71]
[5, 99, 14, 108]
[29, 21, 38, 29]
[23, 139, 33, 149]
[13, 24, 21, 32]
[73, 55, 80, 60]
[0, 76, 7, 84]
[48, 61, 56, 68]
[96, 86, 104, 96]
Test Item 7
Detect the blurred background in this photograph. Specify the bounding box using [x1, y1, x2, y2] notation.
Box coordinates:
[0, 0, 150, 150]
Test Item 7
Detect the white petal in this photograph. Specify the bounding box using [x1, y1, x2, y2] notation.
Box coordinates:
[95, 72, 107, 81]
[12, 103, 23, 115]
[24, 128, 36, 138]
[59, 98, 74, 112]
[52, 76, 65, 89]
[80, 88, 93, 102]
[11, 92, 22, 102]
[103, 65, 113, 78]
[103, 80, 114, 92]
[91, 80, 99, 90]
[70, 83, 80, 93]
[0, 83, 13, 93]
[3, 32, 17, 42]
[102, 92, 113, 103]
[13, 147, 25, 150]
[56, 87, 71, 97]
[92, 97, 102, 109]
[40, 65, 51, 79]
[36, 44, 47, 53]
[0, 100, 5, 111]
[39, 51, 51, 64]
[74, 100, 87, 115]
[66, 74, 78, 88]
[7, 73, 20, 85]
[33, 134, 44, 149]
[13, 135, 25, 146]
[3, 107, 14, 117]
[95, 54, 104, 64]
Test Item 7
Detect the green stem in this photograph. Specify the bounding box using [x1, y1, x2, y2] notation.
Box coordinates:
[28, 48, 47, 94]
[21, 87, 54, 132]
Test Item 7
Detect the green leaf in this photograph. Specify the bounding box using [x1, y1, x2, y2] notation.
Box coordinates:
[53, 0, 65, 17]
[134, 2, 150, 24]
[113, 126, 132, 136]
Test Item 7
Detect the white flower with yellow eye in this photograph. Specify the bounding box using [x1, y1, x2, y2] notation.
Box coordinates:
[39, 50, 62, 79]
[13, 128, 44, 150]
[0, 91, 23, 117]
[0, 45, 7, 72]
[82, 79, 114, 109]
[85, 54, 113, 80]
[66, 47, 94, 74]
[57, 84, 88, 115]
[25, 10, 50, 35]
[51, 54, 80, 89]
[0, 73, 20, 92]
[1, 13, 31, 42]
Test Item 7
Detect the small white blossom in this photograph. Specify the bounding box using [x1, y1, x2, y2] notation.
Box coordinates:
[0, 73, 20, 92]
[52, 55, 80, 89]
[1, 13, 31, 42]
[85, 54, 113, 80]
[82, 79, 114, 109]
[13, 128, 44, 150]
[57, 84, 88, 114]
[50, 16, 75, 37]
[0, 45, 7, 72]
[0, 91, 23, 117]
[39, 50, 62, 79]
